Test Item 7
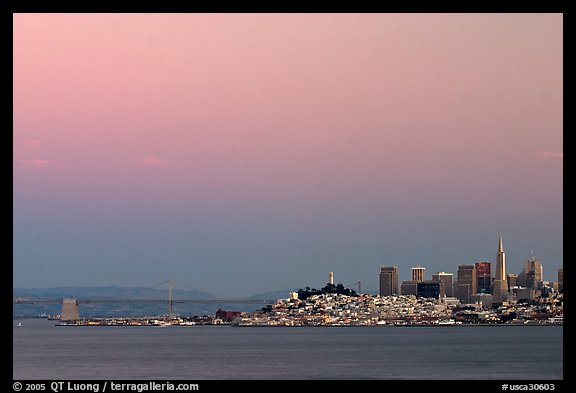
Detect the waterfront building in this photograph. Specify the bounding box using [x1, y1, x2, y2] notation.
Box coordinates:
[432, 272, 454, 297]
[61, 298, 79, 321]
[379, 266, 399, 297]
[215, 308, 242, 322]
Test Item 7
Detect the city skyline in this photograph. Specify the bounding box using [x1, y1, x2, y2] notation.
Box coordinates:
[11, 236, 561, 295]
[13, 14, 562, 297]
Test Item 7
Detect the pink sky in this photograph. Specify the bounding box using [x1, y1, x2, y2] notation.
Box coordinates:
[13, 14, 562, 295]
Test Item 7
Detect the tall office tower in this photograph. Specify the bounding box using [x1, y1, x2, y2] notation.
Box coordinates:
[492, 236, 509, 302]
[61, 298, 79, 321]
[411, 266, 425, 282]
[475, 261, 492, 294]
[532, 260, 543, 284]
[379, 266, 399, 297]
[507, 273, 518, 289]
[558, 268, 563, 293]
[456, 265, 477, 304]
[400, 280, 418, 296]
[518, 258, 544, 289]
[432, 272, 454, 297]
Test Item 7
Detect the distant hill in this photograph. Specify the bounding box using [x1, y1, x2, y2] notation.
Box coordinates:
[13, 286, 216, 301]
[13, 285, 350, 318]
[13, 286, 237, 318]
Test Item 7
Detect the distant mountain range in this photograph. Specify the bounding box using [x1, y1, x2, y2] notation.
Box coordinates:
[13, 285, 376, 318]
[13, 286, 216, 301]
[13, 286, 295, 318]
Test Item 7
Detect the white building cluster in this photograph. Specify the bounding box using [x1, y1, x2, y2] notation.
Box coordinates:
[238, 293, 455, 326]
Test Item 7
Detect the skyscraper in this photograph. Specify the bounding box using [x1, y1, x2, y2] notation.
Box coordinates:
[379, 266, 399, 297]
[492, 236, 508, 302]
[507, 273, 518, 289]
[558, 268, 563, 293]
[432, 272, 454, 297]
[518, 258, 543, 289]
[456, 265, 477, 304]
[475, 261, 492, 294]
[411, 266, 425, 282]
[531, 260, 543, 284]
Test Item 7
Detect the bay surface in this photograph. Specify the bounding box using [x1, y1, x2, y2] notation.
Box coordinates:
[13, 319, 563, 380]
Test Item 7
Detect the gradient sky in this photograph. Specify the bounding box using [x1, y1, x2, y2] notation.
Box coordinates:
[13, 13, 562, 297]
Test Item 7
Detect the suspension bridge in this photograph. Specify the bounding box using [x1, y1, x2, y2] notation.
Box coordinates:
[13, 280, 279, 319]
[14, 277, 363, 320]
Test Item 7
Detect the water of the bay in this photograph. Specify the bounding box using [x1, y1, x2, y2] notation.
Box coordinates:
[13, 319, 562, 380]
